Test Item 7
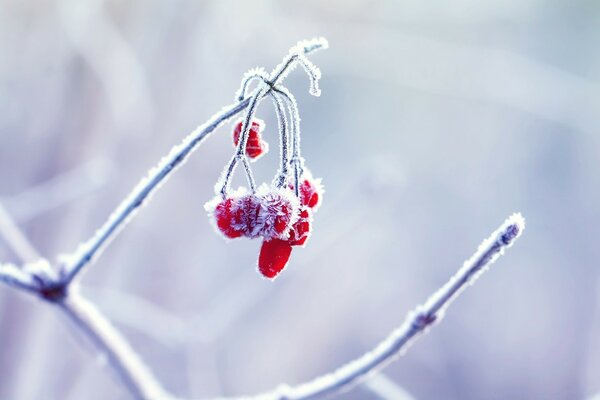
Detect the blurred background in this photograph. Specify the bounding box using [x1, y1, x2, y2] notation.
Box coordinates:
[1, 1, 599, 399]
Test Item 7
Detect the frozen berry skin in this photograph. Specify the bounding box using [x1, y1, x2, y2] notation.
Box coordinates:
[258, 239, 293, 279]
[258, 187, 299, 240]
[299, 178, 321, 209]
[237, 194, 262, 238]
[233, 119, 269, 160]
[289, 170, 323, 210]
[214, 198, 243, 238]
[205, 190, 263, 240]
[288, 207, 312, 246]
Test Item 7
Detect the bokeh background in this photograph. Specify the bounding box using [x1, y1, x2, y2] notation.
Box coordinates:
[1, 1, 599, 399]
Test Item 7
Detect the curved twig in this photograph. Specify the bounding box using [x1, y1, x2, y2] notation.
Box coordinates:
[243, 213, 525, 400]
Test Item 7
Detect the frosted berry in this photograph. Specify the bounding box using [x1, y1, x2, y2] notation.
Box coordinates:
[205, 191, 262, 239]
[288, 207, 312, 246]
[289, 171, 323, 210]
[238, 194, 262, 238]
[299, 178, 322, 209]
[213, 198, 243, 238]
[233, 118, 269, 160]
[258, 188, 299, 240]
[258, 238, 293, 279]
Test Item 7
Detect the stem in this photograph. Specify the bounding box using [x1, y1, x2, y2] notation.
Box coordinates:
[272, 86, 303, 195]
[59, 289, 169, 400]
[246, 213, 525, 400]
[270, 91, 290, 188]
[219, 87, 265, 197]
[0, 262, 40, 293]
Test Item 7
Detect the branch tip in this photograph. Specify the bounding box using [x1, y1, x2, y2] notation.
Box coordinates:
[501, 212, 525, 246]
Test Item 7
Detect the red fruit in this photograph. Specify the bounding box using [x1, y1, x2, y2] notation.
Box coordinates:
[259, 188, 299, 240]
[233, 119, 269, 160]
[206, 192, 263, 239]
[258, 239, 293, 279]
[273, 201, 293, 235]
[214, 198, 243, 238]
[288, 207, 312, 246]
[289, 172, 323, 210]
[299, 178, 321, 209]
[238, 194, 262, 238]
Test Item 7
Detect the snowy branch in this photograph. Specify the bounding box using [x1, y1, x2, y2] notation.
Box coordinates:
[0, 262, 39, 293]
[246, 213, 525, 400]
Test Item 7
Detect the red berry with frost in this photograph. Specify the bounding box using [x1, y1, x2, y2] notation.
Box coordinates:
[299, 178, 322, 209]
[213, 198, 243, 238]
[288, 207, 312, 246]
[233, 119, 269, 160]
[238, 194, 262, 238]
[205, 190, 263, 239]
[258, 238, 293, 279]
[258, 188, 299, 240]
[289, 170, 323, 210]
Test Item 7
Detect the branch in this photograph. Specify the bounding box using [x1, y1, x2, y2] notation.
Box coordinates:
[246, 213, 525, 400]
[0, 262, 40, 293]
[59, 289, 169, 399]
[60, 37, 329, 284]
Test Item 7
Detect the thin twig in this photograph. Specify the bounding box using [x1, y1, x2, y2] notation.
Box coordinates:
[245, 213, 525, 400]
[0, 262, 40, 293]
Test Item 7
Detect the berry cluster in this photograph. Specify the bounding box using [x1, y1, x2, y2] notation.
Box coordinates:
[206, 119, 323, 280]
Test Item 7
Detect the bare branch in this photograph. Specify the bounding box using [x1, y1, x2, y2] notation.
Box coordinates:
[0, 262, 39, 293]
[59, 289, 169, 400]
[246, 213, 525, 400]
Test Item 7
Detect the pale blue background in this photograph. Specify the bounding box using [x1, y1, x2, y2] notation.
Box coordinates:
[0, 1, 599, 399]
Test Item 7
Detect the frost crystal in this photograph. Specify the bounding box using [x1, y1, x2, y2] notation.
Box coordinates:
[257, 186, 300, 240]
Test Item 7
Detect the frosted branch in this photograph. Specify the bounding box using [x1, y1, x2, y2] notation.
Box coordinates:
[59, 289, 168, 400]
[60, 38, 327, 283]
[272, 86, 303, 194]
[0, 262, 40, 293]
[270, 90, 291, 188]
[244, 213, 525, 400]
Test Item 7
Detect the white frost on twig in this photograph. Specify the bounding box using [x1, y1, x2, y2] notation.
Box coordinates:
[242, 213, 524, 400]
[0, 262, 39, 292]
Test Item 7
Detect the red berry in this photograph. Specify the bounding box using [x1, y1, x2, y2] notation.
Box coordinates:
[233, 119, 269, 160]
[258, 188, 299, 240]
[299, 178, 321, 209]
[238, 194, 262, 238]
[288, 207, 312, 246]
[289, 170, 323, 210]
[258, 238, 293, 279]
[206, 191, 263, 240]
[214, 198, 243, 238]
